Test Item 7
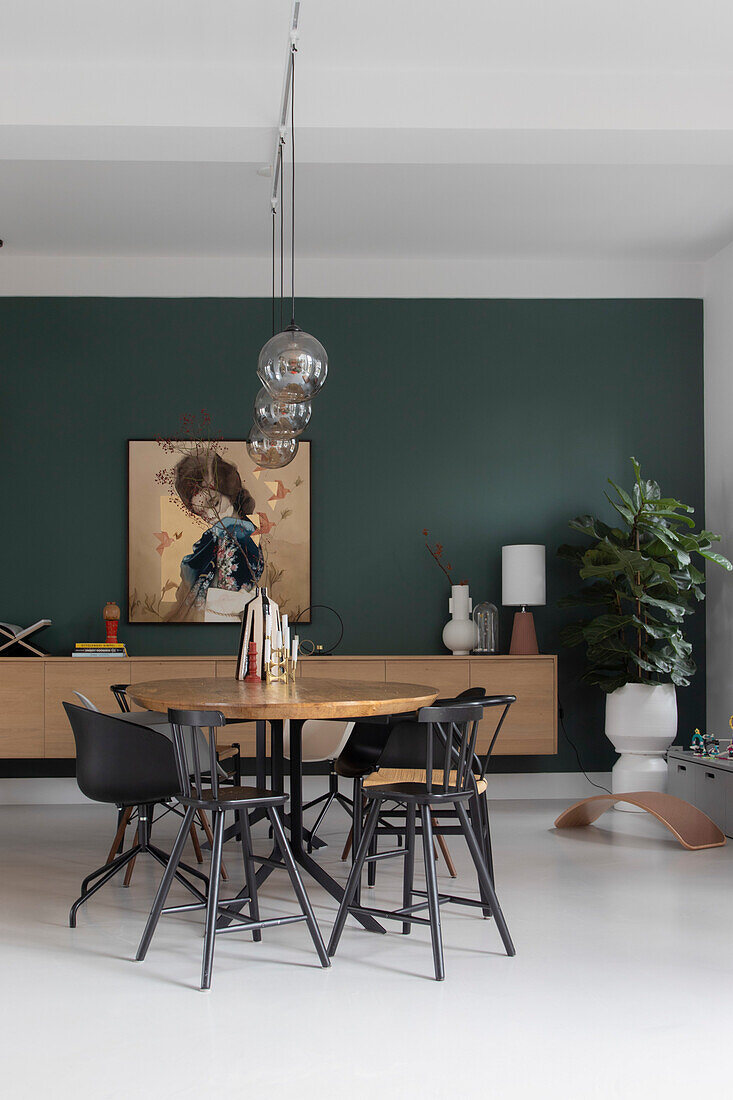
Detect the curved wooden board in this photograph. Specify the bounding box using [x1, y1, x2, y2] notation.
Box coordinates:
[126, 676, 437, 721]
[554, 791, 726, 851]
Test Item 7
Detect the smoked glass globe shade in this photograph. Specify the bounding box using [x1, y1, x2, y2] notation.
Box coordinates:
[253, 386, 311, 439]
[257, 323, 328, 401]
[246, 424, 299, 469]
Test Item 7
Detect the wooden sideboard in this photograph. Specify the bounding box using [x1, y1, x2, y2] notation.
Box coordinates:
[0, 653, 557, 759]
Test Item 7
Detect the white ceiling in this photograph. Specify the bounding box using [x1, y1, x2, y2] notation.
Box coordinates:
[3, 1, 733, 285]
[4, 160, 733, 261]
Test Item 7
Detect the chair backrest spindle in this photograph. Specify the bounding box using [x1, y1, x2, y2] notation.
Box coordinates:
[167, 709, 227, 801]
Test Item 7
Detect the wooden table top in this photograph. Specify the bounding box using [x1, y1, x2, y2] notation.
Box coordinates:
[126, 676, 438, 721]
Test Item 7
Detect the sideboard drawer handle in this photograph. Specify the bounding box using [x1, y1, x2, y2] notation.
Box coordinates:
[706, 772, 716, 780]
[677, 764, 686, 772]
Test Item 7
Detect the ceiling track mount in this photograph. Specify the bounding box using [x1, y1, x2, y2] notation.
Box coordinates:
[270, 2, 300, 214]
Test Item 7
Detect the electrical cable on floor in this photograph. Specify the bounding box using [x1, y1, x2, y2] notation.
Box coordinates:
[558, 699, 611, 795]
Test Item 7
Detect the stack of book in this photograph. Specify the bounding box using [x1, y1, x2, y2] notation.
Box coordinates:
[72, 642, 128, 658]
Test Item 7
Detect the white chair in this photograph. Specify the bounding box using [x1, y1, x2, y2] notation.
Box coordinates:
[284, 720, 355, 851]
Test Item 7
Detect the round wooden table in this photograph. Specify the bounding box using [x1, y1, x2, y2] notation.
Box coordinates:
[126, 676, 437, 721]
[127, 676, 438, 933]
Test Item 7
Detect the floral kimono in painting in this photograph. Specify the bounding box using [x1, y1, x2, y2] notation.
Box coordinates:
[178, 516, 264, 617]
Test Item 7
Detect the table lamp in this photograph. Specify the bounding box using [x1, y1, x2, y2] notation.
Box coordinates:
[502, 544, 546, 655]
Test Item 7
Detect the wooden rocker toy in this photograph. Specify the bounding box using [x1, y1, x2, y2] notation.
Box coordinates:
[554, 791, 726, 851]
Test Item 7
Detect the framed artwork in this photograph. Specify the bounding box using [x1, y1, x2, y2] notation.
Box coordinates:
[128, 440, 310, 624]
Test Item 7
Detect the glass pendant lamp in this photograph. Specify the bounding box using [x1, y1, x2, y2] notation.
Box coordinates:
[246, 423, 299, 469]
[253, 386, 311, 438]
[258, 323, 328, 401]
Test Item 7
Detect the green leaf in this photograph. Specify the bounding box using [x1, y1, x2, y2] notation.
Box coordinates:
[558, 621, 587, 648]
[631, 652, 671, 675]
[699, 549, 733, 571]
[638, 593, 688, 621]
[631, 616, 677, 640]
[557, 543, 586, 565]
[654, 497, 694, 513]
[557, 582, 617, 608]
[583, 614, 634, 643]
[607, 479, 636, 511]
[582, 669, 631, 694]
[568, 515, 613, 540]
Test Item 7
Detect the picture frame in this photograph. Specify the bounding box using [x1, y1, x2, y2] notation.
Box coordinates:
[127, 439, 311, 624]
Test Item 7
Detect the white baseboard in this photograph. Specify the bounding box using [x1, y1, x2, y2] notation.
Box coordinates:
[0, 773, 611, 807]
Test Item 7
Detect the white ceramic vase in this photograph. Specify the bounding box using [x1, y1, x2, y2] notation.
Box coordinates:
[442, 584, 478, 655]
[605, 683, 678, 811]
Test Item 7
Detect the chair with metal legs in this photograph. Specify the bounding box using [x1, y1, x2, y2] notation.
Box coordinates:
[73, 688, 220, 883]
[63, 703, 209, 928]
[327, 700, 516, 981]
[108, 685, 230, 884]
[136, 709, 330, 990]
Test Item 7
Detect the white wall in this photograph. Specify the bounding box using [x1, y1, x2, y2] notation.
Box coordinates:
[0, 255, 704, 299]
[704, 242, 733, 731]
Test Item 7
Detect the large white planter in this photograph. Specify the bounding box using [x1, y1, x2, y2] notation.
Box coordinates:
[442, 584, 478, 655]
[605, 683, 678, 811]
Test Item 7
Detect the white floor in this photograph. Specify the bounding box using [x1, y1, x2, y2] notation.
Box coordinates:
[1, 792, 732, 1100]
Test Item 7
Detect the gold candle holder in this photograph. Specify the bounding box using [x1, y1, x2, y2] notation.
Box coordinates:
[265, 646, 290, 684]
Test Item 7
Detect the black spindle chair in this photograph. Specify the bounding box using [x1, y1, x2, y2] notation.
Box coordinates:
[361, 691, 516, 891]
[327, 701, 516, 981]
[63, 703, 209, 928]
[136, 709, 330, 990]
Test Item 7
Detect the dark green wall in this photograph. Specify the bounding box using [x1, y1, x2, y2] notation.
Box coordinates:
[1, 297, 705, 773]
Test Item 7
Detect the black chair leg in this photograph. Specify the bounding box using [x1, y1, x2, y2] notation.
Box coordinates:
[367, 827, 378, 887]
[352, 779, 364, 905]
[136, 806, 197, 962]
[469, 793, 492, 918]
[70, 845, 141, 927]
[147, 843, 208, 905]
[237, 808, 261, 943]
[328, 798, 381, 958]
[267, 808, 330, 968]
[201, 810, 225, 990]
[307, 790, 336, 853]
[421, 805, 445, 981]
[455, 801, 515, 957]
[402, 803, 416, 934]
[480, 790, 495, 884]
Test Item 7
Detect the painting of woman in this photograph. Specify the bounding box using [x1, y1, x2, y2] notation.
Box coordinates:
[171, 452, 264, 621]
[128, 438, 310, 624]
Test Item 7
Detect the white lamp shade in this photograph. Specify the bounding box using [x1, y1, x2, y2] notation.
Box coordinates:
[502, 544, 546, 607]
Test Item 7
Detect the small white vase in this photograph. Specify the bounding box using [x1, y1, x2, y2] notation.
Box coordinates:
[605, 683, 678, 811]
[442, 584, 478, 655]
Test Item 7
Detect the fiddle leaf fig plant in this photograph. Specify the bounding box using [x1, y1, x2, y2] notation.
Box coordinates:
[558, 458, 732, 694]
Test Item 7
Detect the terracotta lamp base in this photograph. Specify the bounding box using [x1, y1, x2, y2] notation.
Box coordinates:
[509, 610, 539, 655]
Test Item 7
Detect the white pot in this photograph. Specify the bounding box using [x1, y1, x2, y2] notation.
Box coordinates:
[442, 584, 478, 656]
[605, 683, 678, 811]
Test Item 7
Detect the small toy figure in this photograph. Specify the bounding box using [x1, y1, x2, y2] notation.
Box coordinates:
[103, 601, 120, 644]
[691, 728, 722, 756]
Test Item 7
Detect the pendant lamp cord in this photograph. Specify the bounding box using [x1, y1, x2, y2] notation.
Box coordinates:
[290, 43, 296, 327]
[271, 205, 276, 337]
[279, 143, 284, 332]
